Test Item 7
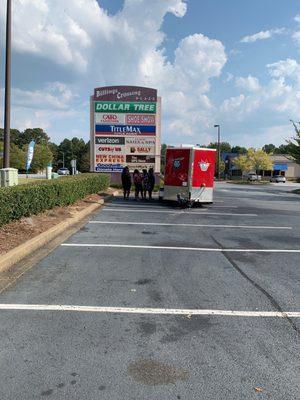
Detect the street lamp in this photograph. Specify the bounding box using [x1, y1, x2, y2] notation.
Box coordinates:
[3, 0, 12, 168]
[214, 124, 221, 180]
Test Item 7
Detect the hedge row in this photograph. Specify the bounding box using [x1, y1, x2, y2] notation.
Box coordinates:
[0, 174, 110, 226]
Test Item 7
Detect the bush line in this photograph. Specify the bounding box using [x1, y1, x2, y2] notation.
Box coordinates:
[0, 174, 110, 226]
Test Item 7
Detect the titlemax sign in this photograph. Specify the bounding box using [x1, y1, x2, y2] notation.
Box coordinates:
[95, 125, 156, 136]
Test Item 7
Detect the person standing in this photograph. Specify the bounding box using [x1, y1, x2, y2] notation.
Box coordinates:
[148, 167, 155, 200]
[133, 169, 142, 200]
[121, 166, 131, 200]
[141, 169, 149, 200]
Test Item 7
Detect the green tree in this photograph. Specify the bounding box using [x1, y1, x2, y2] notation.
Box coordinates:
[22, 128, 50, 146]
[247, 148, 273, 174]
[231, 146, 247, 155]
[219, 160, 225, 174]
[262, 144, 276, 154]
[208, 141, 232, 153]
[287, 121, 300, 164]
[0, 128, 50, 149]
[57, 137, 88, 171]
[232, 154, 253, 179]
[48, 142, 59, 170]
[160, 143, 167, 173]
[273, 144, 291, 154]
[23, 143, 53, 173]
[80, 147, 91, 172]
[0, 128, 23, 148]
[0, 144, 26, 170]
[10, 144, 26, 170]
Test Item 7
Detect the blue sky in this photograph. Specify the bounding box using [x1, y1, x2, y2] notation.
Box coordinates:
[1, 0, 300, 147]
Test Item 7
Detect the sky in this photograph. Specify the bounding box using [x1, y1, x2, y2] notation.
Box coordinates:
[1, 0, 300, 147]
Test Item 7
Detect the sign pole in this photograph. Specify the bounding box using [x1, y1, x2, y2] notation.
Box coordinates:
[214, 124, 221, 180]
[3, 0, 12, 168]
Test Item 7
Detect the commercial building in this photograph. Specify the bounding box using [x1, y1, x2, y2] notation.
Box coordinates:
[222, 153, 300, 180]
[269, 154, 300, 179]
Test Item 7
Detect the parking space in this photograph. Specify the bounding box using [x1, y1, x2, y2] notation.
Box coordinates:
[0, 183, 299, 399]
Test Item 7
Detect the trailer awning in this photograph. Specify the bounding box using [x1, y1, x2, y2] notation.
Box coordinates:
[273, 163, 288, 170]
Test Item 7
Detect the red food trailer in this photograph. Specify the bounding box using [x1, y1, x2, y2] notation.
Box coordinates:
[161, 145, 217, 206]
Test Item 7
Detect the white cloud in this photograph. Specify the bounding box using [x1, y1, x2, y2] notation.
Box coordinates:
[7, 83, 75, 110]
[295, 15, 300, 24]
[267, 58, 300, 82]
[0, 82, 80, 136]
[220, 94, 261, 120]
[224, 73, 234, 83]
[221, 58, 300, 124]
[240, 28, 285, 43]
[234, 124, 291, 148]
[235, 75, 261, 92]
[292, 31, 300, 47]
[0, 0, 229, 144]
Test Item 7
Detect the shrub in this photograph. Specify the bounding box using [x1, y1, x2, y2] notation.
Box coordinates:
[0, 173, 109, 226]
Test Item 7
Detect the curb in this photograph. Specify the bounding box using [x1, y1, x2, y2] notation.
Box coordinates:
[0, 191, 118, 275]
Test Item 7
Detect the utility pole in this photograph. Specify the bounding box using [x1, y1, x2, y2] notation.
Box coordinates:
[214, 124, 221, 180]
[3, 0, 12, 168]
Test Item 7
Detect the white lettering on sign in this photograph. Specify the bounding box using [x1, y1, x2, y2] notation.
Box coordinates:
[125, 114, 155, 125]
[125, 137, 156, 146]
[110, 126, 141, 134]
[96, 88, 118, 97]
[133, 103, 155, 112]
[96, 103, 131, 111]
[117, 90, 141, 100]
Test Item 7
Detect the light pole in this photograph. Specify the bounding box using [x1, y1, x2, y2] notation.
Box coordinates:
[214, 124, 221, 180]
[3, 0, 12, 168]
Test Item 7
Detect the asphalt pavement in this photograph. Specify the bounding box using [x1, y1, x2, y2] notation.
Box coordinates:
[0, 182, 299, 399]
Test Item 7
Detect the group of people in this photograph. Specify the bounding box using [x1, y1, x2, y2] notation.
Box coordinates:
[121, 167, 155, 200]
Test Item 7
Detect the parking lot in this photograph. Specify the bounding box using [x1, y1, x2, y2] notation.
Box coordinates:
[0, 183, 299, 399]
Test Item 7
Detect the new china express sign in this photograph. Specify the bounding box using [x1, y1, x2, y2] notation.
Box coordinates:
[92, 86, 160, 173]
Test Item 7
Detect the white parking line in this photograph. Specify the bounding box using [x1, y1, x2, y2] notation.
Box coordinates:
[103, 208, 257, 217]
[89, 221, 292, 230]
[107, 204, 238, 209]
[61, 243, 300, 253]
[0, 304, 299, 318]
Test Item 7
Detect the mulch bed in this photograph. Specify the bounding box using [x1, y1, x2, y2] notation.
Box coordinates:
[0, 193, 104, 255]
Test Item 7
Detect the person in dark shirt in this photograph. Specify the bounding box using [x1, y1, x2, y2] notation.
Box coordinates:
[133, 169, 142, 200]
[148, 168, 155, 200]
[121, 166, 131, 200]
[141, 169, 149, 200]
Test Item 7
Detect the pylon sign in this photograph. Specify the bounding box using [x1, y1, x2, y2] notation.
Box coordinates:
[90, 86, 161, 173]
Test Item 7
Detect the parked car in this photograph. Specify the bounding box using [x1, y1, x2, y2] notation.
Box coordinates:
[57, 167, 70, 175]
[270, 175, 286, 183]
[245, 173, 262, 182]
